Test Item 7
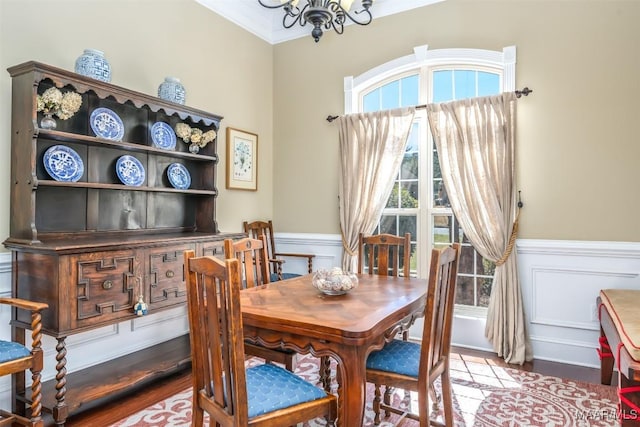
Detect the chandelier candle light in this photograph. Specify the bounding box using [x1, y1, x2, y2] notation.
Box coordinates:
[258, 0, 373, 42]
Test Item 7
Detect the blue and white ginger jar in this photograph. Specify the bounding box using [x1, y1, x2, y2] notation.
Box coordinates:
[158, 77, 186, 105]
[74, 49, 111, 82]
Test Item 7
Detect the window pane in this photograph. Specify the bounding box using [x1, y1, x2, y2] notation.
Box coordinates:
[363, 89, 380, 112]
[458, 245, 475, 275]
[433, 215, 451, 245]
[406, 122, 419, 153]
[398, 215, 417, 239]
[454, 70, 476, 100]
[385, 183, 400, 208]
[401, 152, 418, 180]
[400, 181, 418, 208]
[434, 180, 450, 208]
[381, 80, 400, 109]
[401, 75, 419, 107]
[456, 276, 475, 306]
[432, 144, 441, 179]
[433, 70, 453, 102]
[478, 71, 500, 96]
[479, 253, 496, 276]
[379, 215, 397, 235]
[409, 242, 417, 274]
[479, 277, 492, 307]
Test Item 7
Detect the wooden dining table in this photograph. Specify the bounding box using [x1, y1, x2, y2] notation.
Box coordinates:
[240, 273, 427, 427]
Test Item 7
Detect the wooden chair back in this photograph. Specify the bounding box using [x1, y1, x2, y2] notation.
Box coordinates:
[243, 219, 315, 278]
[422, 243, 460, 371]
[0, 297, 48, 426]
[183, 251, 250, 425]
[419, 242, 460, 424]
[243, 220, 277, 263]
[224, 235, 270, 288]
[224, 236, 297, 371]
[358, 232, 411, 277]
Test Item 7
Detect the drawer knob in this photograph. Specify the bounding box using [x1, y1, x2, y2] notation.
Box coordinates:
[102, 280, 113, 290]
[166, 270, 175, 278]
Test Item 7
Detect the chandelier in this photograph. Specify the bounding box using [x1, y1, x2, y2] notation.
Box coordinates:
[258, 0, 374, 43]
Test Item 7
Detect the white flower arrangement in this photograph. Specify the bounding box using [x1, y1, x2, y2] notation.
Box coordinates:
[36, 87, 82, 120]
[175, 123, 217, 149]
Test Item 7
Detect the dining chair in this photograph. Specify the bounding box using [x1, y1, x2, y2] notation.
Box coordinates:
[319, 232, 413, 392]
[0, 297, 48, 427]
[183, 251, 337, 427]
[358, 232, 412, 277]
[243, 220, 315, 281]
[365, 242, 460, 426]
[224, 236, 297, 372]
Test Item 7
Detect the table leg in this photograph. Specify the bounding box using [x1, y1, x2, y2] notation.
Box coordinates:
[334, 347, 367, 427]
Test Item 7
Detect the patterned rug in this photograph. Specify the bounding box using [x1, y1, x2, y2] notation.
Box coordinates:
[111, 353, 618, 426]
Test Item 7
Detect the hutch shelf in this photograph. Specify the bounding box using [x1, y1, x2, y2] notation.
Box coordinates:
[4, 61, 243, 425]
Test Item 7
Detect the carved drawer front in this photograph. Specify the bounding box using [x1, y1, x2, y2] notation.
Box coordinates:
[199, 240, 225, 259]
[73, 250, 139, 329]
[147, 244, 195, 308]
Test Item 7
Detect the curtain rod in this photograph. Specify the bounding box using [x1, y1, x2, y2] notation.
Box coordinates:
[325, 87, 533, 123]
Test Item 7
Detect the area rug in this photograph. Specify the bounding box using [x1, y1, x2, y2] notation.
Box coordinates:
[111, 353, 618, 426]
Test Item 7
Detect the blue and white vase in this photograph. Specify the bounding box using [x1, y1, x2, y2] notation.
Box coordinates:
[74, 49, 111, 82]
[158, 77, 186, 105]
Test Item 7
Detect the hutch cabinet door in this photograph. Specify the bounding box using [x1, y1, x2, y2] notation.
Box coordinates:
[69, 250, 141, 331]
[145, 244, 195, 309]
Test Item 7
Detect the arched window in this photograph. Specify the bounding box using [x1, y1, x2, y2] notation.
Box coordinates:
[345, 45, 516, 314]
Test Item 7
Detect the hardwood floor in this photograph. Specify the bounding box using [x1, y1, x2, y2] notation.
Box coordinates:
[55, 346, 606, 426]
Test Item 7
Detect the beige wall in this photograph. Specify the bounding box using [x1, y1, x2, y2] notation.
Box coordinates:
[1, 0, 639, 245]
[0, 0, 274, 247]
[273, 0, 640, 241]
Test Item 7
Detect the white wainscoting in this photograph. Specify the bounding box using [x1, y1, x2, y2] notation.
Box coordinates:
[275, 236, 640, 368]
[0, 237, 638, 406]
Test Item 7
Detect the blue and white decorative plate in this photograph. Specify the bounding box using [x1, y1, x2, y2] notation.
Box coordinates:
[167, 163, 191, 190]
[43, 145, 84, 182]
[151, 122, 176, 150]
[90, 107, 124, 141]
[116, 155, 145, 187]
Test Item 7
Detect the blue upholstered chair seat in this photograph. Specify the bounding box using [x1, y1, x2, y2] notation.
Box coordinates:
[270, 272, 301, 282]
[246, 363, 327, 418]
[366, 339, 420, 378]
[0, 340, 31, 363]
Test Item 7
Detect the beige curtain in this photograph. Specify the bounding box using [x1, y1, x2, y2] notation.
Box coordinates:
[426, 93, 532, 365]
[338, 107, 416, 272]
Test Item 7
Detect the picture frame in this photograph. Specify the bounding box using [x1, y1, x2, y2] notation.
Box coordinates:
[226, 127, 258, 191]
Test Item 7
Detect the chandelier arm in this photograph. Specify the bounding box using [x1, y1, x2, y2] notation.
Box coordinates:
[326, 17, 344, 34]
[327, 1, 372, 27]
[283, 5, 307, 29]
[341, 7, 373, 26]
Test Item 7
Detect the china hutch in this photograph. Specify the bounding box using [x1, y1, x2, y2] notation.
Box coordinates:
[4, 61, 242, 424]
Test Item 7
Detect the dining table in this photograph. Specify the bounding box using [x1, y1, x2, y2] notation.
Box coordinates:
[240, 272, 427, 427]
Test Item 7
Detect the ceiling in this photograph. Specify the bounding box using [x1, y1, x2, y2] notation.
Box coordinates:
[195, 0, 444, 45]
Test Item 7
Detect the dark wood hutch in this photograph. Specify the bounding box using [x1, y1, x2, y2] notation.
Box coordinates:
[4, 61, 243, 424]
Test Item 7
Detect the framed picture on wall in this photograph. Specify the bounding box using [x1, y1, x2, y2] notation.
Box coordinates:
[226, 127, 258, 191]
